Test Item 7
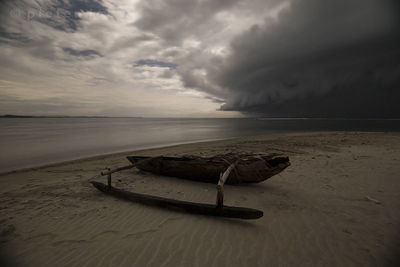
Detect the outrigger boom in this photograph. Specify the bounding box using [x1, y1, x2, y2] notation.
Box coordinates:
[91, 161, 262, 219]
[90, 181, 263, 219]
[90, 154, 289, 219]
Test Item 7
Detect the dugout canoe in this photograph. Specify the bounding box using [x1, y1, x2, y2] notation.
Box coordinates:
[127, 153, 290, 184]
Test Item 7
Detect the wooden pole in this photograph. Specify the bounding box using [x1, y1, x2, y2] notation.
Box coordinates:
[101, 164, 134, 176]
[106, 168, 111, 189]
[216, 163, 236, 208]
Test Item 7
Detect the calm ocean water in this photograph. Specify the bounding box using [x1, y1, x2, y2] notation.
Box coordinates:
[1, 117, 399, 173]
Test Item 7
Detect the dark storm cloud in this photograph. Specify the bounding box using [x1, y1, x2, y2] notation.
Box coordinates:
[63, 47, 102, 57]
[213, 0, 400, 117]
[135, 59, 177, 69]
[204, 95, 225, 104]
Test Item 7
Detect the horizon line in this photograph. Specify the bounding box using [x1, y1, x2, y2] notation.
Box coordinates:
[1, 114, 400, 120]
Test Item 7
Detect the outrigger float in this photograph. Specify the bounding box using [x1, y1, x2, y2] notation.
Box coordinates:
[91, 153, 290, 220]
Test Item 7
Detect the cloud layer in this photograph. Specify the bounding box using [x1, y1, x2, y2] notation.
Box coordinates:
[0, 0, 399, 117]
[214, 0, 400, 117]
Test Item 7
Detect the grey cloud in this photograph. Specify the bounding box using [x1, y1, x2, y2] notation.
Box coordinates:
[132, 0, 291, 104]
[63, 47, 103, 57]
[35, 0, 108, 31]
[1, 0, 108, 33]
[204, 95, 225, 104]
[159, 69, 175, 79]
[178, 66, 222, 97]
[135, 59, 177, 69]
[0, 26, 31, 45]
[0, 19, 58, 60]
[0, 0, 109, 60]
[27, 38, 60, 60]
[209, 0, 400, 118]
[108, 34, 156, 53]
[161, 48, 182, 58]
[0, 0, 111, 65]
[134, 0, 241, 44]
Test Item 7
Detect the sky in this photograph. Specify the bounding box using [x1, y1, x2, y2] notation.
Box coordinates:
[0, 0, 399, 118]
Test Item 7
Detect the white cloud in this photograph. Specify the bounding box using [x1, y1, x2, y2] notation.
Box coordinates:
[0, 0, 244, 117]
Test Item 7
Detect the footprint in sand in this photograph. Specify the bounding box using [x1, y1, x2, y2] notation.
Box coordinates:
[122, 229, 158, 239]
[90, 230, 120, 240]
[1, 224, 16, 239]
[25, 232, 56, 241]
[52, 239, 90, 246]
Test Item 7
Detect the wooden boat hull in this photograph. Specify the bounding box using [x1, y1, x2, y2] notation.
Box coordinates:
[127, 154, 290, 184]
[91, 181, 263, 219]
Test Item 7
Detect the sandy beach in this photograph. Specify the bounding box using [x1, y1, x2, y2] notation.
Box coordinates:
[1, 131, 399, 266]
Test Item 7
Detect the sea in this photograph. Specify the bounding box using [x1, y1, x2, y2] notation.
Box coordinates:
[1, 117, 399, 173]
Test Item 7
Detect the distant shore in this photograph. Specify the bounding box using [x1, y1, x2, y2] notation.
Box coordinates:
[2, 114, 400, 119]
[0, 114, 144, 118]
[1, 131, 399, 266]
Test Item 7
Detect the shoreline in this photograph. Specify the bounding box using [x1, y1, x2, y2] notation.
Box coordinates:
[1, 130, 393, 176]
[2, 117, 400, 175]
[0, 137, 234, 176]
[1, 131, 399, 266]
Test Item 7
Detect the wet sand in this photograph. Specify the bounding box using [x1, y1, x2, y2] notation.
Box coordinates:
[1, 131, 400, 266]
